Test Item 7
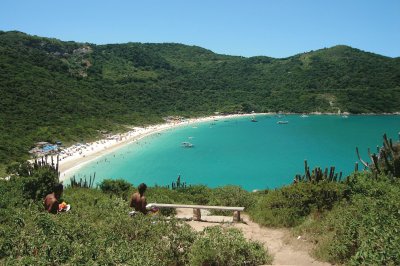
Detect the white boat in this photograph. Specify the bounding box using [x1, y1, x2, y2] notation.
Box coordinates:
[251, 115, 258, 122]
[300, 114, 309, 118]
[181, 142, 194, 148]
[277, 121, 289, 124]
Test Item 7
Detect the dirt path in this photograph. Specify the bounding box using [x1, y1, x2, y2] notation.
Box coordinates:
[176, 208, 331, 266]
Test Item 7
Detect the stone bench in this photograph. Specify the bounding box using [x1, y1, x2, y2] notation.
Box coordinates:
[146, 203, 244, 222]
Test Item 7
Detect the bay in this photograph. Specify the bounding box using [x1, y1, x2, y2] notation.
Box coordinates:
[70, 115, 400, 191]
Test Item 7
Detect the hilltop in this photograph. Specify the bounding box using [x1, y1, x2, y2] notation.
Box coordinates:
[0, 30, 400, 164]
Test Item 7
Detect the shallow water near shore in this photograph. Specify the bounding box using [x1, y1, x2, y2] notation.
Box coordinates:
[70, 115, 400, 191]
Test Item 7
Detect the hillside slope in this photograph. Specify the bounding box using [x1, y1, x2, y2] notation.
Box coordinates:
[1, 31, 400, 163]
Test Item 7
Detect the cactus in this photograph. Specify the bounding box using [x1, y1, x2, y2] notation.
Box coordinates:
[68, 174, 96, 188]
[294, 160, 342, 183]
[356, 133, 400, 178]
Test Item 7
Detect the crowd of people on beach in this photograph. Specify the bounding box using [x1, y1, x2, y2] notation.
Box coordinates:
[57, 114, 251, 177]
[58, 129, 143, 162]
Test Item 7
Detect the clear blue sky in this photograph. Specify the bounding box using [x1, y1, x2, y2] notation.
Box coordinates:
[1, 0, 399, 58]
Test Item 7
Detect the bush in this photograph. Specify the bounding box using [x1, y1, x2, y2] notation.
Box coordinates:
[99, 179, 132, 199]
[0, 186, 169, 264]
[177, 185, 213, 205]
[145, 186, 212, 216]
[311, 195, 400, 265]
[22, 166, 59, 201]
[188, 226, 271, 265]
[344, 172, 399, 199]
[146, 189, 178, 216]
[208, 186, 256, 215]
[249, 181, 346, 227]
[5, 161, 59, 202]
[297, 173, 400, 265]
[0, 185, 273, 265]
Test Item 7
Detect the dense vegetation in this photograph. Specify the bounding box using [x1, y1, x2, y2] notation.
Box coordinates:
[298, 173, 400, 265]
[2, 135, 400, 265]
[1, 30, 400, 264]
[249, 136, 400, 265]
[248, 172, 400, 265]
[1, 30, 400, 165]
[0, 167, 271, 265]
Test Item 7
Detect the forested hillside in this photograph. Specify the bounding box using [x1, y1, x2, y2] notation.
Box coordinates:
[1, 30, 400, 164]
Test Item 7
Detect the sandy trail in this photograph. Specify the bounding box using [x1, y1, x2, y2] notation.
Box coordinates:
[176, 208, 330, 266]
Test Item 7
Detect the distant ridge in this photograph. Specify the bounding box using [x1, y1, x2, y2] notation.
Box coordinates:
[0, 30, 399, 164]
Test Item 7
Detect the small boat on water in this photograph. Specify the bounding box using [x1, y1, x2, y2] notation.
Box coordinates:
[300, 114, 309, 118]
[251, 115, 258, 122]
[277, 121, 289, 124]
[181, 142, 194, 148]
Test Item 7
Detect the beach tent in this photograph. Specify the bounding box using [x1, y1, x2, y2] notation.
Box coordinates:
[42, 145, 58, 153]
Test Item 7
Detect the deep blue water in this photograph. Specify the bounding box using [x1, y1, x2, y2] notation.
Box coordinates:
[69, 115, 400, 191]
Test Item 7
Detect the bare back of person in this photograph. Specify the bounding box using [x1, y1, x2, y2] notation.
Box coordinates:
[130, 192, 147, 214]
[44, 193, 59, 214]
[44, 183, 64, 214]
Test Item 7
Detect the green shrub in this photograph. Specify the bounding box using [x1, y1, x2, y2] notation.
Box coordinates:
[22, 166, 59, 201]
[0, 178, 23, 206]
[208, 185, 256, 215]
[99, 178, 132, 199]
[6, 161, 34, 177]
[0, 184, 273, 265]
[249, 181, 346, 227]
[311, 195, 400, 265]
[188, 226, 271, 265]
[5, 161, 59, 202]
[296, 173, 400, 265]
[2, 178, 277, 265]
[344, 172, 398, 198]
[145, 186, 212, 216]
[0, 186, 193, 265]
[177, 185, 213, 205]
[146, 191, 178, 216]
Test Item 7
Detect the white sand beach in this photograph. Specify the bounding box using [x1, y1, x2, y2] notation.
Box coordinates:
[58, 113, 259, 182]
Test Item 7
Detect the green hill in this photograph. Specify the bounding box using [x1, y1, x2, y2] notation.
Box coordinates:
[1, 30, 400, 164]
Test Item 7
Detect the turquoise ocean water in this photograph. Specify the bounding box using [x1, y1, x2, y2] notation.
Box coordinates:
[69, 115, 400, 191]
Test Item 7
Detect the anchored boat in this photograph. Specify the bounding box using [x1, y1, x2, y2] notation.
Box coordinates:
[181, 142, 194, 148]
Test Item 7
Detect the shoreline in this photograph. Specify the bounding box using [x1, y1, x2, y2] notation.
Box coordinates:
[58, 112, 400, 182]
[58, 113, 257, 182]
